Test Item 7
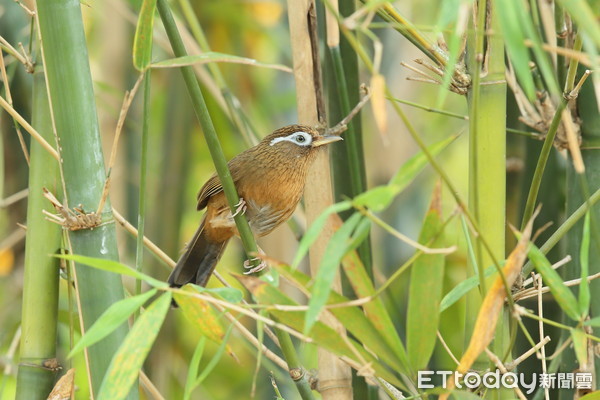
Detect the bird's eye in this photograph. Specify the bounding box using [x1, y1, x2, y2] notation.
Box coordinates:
[295, 135, 306, 143]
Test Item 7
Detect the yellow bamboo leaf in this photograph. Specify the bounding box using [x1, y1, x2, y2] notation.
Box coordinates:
[371, 74, 388, 135]
[0, 248, 14, 276]
[440, 220, 533, 400]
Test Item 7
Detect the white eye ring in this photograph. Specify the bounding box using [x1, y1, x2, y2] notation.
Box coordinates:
[270, 131, 313, 147]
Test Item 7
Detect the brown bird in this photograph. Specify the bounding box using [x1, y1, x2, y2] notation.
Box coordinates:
[168, 124, 342, 288]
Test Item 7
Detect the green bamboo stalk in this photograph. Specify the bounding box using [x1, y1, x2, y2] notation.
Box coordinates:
[35, 1, 135, 398]
[156, 0, 259, 260]
[135, 71, 151, 303]
[274, 328, 315, 400]
[465, 2, 508, 397]
[324, 1, 372, 274]
[156, 3, 316, 399]
[177, 0, 258, 147]
[562, 67, 600, 399]
[324, 2, 373, 396]
[15, 65, 61, 400]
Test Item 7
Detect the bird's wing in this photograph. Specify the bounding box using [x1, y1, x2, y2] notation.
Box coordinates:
[197, 174, 223, 210]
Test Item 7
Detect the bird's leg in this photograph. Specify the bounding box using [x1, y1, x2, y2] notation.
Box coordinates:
[230, 198, 247, 218]
[243, 245, 267, 275]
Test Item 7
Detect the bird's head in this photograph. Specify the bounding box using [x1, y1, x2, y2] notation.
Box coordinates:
[261, 124, 343, 160]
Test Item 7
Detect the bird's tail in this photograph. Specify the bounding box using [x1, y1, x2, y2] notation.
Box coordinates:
[168, 220, 228, 288]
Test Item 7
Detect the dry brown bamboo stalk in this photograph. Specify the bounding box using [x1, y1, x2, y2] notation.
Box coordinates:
[286, 1, 352, 399]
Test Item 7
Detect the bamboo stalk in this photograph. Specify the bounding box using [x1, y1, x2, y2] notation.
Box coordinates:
[465, 2, 509, 398]
[15, 61, 61, 400]
[155, 0, 259, 260]
[155, 3, 318, 400]
[287, 1, 352, 399]
[35, 1, 135, 397]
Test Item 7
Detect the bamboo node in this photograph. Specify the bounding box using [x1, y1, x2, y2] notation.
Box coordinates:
[42, 188, 111, 231]
[43, 358, 62, 371]
[289, 367, 305, 381]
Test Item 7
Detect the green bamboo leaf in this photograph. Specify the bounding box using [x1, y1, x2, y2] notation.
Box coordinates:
[353, 134, 457, 212]
[579, 391, 600, 400]
[98, 292, 172, 400]
[190, 285, 243, 304]
[183, 337, 206, 400]
[514, 0, 560, 95]
[528, 244, 580, 320]
[273, 263, 407, 375]
[407, 195, 445, 371]
[292, 201, 352, 267]
[556, 0, 600, 48]
[151, 53, 292, 73]
[496, 0, 535, 100]
[194, 324, 234, 385]
[570, 328, 588, 367]
[236, 275, 404, 388]
[451, 391, 482, 400]
[584, 316, 600, 327]
[133, 0, 157, 70]
[174, 285, 229, 346]
[68, 289, 158, 358]
[305, 213, 363, 334]
[341, 251, 411, 372]
[440, 266, 496, 312]
[579, 212, 591, 315]
[58, 254, 168, 288]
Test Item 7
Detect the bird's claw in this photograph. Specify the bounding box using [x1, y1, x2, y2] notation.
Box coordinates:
[243, 257, 268, 275]
[230, 198, 247, 218]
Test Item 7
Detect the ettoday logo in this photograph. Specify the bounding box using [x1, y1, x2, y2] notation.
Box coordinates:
[417, 370, 593, 394]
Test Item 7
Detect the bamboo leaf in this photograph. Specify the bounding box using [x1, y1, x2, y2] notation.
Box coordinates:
[133, 0, 157, 70]
[556, 0, 600, 48]
[236, 275, 404, 387]
[353, 134, 457, 212]
[151, 53, 292, 73]
[98, 292, 172, 400]
[189, 285, 243, 304]
[292, 201, 352, 267]
[58, 254, 168, 289]
[174, 285, 230, 347]
[371, 74, 387, 134]
[407, 185, 446, 371]
[274, 263, 407, 374]
[579, 212, 591, 315]
[440, 265, 496, 312]
[305, 213, 363, 334]
[584, 316, 600, 327]
[570, 328, 588, 367]
[194, 324, 235, 385]
[342, 251, 411, 372]
[183, 337, 206, 400]
[455, 221, 531, 374]
[451, 391, 482, 400]
[496, 0, 535, 100]
[579, 391, 600, 400]
[528, 244, 580, 321]
[68, 289, 158, 358]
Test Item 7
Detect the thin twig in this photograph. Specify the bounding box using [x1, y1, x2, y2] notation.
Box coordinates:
[0, 51, 30, 164]
[505, 336, 551, 370]
[140, 371, 166, 400]
[0, 95, 59, 160]
[436, 331, 459, 365]
[484, 349, 528, 400]
[326, 87, 372, 137]
[0, 188, 29, 208]
[96, 73, 145, 215]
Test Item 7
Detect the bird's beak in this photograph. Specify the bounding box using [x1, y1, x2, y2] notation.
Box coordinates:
[312, 135, 343, 147]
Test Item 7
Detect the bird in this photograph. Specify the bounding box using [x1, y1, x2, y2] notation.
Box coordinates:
[168, 124, 343, 288]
